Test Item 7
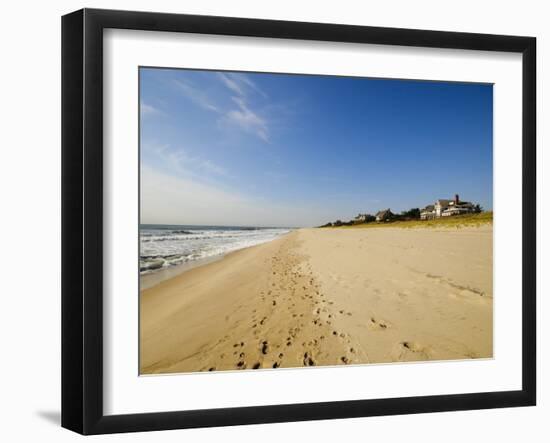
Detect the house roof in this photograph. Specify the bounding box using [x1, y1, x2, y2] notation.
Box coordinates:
[436, 199, 452, 206]
[375, 209, 392, 218]
[422, 205, 435, 212]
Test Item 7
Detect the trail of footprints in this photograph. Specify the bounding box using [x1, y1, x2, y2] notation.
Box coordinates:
[199, 241, 363, 371]
[197, 239, 431, 371]
[194, 243, 489, 371]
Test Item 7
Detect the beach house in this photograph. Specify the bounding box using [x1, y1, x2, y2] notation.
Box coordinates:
[421, 194, 475, 219]
[354, 213, 375, 223]
[375, 209, 394, 222]
[420, 204, 436, 220]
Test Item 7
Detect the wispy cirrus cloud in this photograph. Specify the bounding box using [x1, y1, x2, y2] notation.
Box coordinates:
[238, 74, 269, 99]
[224, 97, 269, 142]
[217, 72, 268, 99]
[144, 141, 229, 180]
[171, 72, 271, 143]
[217, 73, 246, 96]
[217, 73, 270, 142]
[140, 102, 162, 116]
[173, 78, 220, 112]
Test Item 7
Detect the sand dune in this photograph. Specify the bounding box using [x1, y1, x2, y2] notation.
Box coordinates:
[140, 226, 492, 374]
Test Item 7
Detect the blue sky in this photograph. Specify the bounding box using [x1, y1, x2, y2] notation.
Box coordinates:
[140, 68, 492, 227]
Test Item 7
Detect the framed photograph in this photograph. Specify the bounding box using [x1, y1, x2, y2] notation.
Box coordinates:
[61, 8, 536, 435]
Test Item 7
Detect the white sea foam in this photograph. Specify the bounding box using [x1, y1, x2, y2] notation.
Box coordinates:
[140, 225, 290, 274]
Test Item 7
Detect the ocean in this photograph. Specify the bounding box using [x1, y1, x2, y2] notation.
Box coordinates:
[140, 224, 291, 275]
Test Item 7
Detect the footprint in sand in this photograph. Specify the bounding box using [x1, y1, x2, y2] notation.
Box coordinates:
[392, 341, 431, 361]
[303, 352, 315, 366]
[368, 317, 391, 330]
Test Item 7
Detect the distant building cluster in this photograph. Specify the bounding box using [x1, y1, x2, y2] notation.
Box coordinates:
[354, 208, 396, 223]
[420, 194, 475, 220]
[321, 193, 481, 228]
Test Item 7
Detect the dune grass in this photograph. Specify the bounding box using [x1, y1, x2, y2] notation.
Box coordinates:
[330, 211, 493, 230]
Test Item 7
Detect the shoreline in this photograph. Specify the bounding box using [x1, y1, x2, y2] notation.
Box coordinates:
[140, 218, 493, 291]
[140, 225, 492, 374]
[140, 254, 225, 291]
[140, 232, 293, 291]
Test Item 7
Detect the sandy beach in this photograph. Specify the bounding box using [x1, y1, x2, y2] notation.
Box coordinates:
[140, 226, 493, 374]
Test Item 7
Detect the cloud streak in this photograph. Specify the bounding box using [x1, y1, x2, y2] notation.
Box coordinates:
[217, 73, 246, 96]
[225, 97, 269, 142]
[140, 102, 162, 116]
[171, 72, 271, 142]
[173, 78, 219, 112]
[217, 73, 270, 142]
[217, 72, 268, 99]
[144, 142, 230, 181]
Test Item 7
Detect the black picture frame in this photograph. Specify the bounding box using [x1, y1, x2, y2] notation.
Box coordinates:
[62, 8, 536, 435]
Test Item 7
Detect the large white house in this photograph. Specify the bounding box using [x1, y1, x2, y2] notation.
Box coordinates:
[421, 194, 475, 220]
